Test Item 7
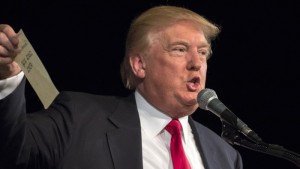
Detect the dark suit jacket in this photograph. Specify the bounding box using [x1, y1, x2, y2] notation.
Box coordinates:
[0, 79, 242, 169]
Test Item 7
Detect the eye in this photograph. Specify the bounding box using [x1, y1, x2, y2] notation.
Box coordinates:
[168, 45, 188, 56]
[173, 46, 187, 53]
[198, 49, 209, 57]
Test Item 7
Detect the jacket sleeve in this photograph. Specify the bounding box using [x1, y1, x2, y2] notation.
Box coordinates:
[0, 77, 27, 168]
[0, 77, 75, 169]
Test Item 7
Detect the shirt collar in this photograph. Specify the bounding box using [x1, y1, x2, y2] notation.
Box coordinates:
[135, 90, 190, 143]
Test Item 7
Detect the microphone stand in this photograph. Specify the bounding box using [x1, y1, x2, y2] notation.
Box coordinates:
[220, 121, 300, 168]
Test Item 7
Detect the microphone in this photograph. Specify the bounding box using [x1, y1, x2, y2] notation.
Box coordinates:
[197, 88, 262, 143]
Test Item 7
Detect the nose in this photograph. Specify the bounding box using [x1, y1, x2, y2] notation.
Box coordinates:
[186, 50, 204, 71]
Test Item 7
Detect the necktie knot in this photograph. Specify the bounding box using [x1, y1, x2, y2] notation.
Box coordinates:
[165, 119, 182, 136]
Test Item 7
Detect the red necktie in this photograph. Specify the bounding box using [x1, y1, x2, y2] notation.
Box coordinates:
[165, 119, 191, 169]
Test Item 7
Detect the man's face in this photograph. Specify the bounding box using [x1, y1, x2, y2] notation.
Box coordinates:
[137, 21, 210, 118]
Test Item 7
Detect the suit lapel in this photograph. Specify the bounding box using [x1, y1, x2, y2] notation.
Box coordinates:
[107, 94, 143, 169]
[189, 117, 213, 169]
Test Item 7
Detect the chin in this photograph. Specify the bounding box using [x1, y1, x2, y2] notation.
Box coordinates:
[176, 93, 197, 107]
[183, 101, 198, 113]
[185, 96, 198, 106]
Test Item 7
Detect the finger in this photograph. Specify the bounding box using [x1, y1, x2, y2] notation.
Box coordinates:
[0, 32, 16, 52]
[0, 45, 20, 62]
[0, 45, 9, 57]
[0, 24, 19, 48]
[0, 55, 14, 65]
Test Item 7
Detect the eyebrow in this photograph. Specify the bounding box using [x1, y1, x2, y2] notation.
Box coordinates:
[168, 40, 210, 49]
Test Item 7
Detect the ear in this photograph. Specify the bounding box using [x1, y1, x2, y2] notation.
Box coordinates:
[130, 54, 146, 78]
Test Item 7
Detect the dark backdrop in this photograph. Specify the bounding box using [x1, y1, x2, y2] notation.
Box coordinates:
[2, 0, 300, 168]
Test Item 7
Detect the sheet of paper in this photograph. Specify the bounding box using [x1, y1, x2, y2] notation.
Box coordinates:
[15, 29, 59, 109]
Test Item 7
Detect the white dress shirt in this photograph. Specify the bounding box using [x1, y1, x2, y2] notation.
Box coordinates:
[0, 72, 24, 99]
[135, 91, 205, 169]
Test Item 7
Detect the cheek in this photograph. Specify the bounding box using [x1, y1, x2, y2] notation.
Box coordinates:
[150, 64, 182, 88]
[200, 64, 207, 84]
[202, 64, 207, 74]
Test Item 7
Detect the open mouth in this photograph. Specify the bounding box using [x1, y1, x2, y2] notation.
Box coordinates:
[187, 77, 200, 91]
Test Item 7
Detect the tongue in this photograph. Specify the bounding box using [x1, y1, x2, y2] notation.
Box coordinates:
[187, 82, 198, 91]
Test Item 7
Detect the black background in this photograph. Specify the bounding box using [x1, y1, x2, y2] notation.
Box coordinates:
[2, 0, 300, 168]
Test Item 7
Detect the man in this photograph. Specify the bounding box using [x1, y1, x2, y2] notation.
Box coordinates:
[0, 5, 243, 169]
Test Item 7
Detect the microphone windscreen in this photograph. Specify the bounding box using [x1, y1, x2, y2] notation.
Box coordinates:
[197, 88, 218, 110]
